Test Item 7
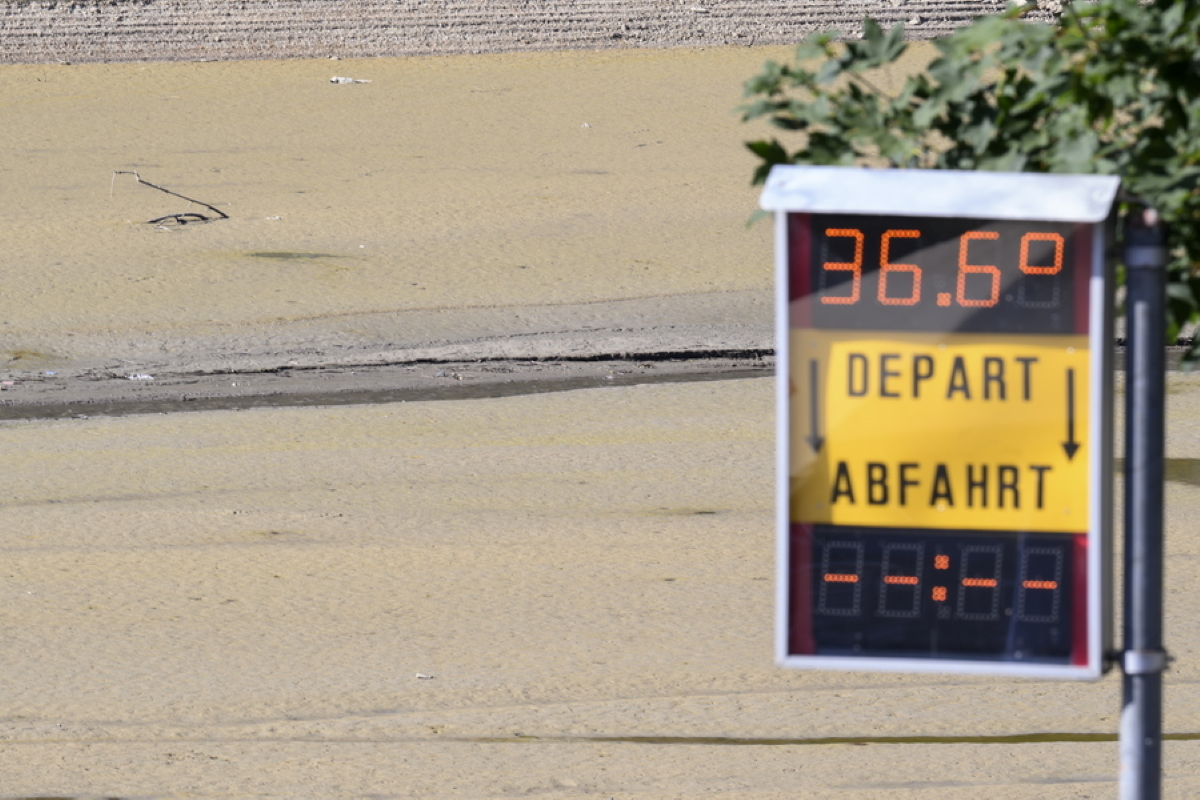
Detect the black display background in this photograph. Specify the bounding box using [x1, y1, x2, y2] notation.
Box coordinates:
[802, 524, 1077, 663]
[799, 214, 1083, 335]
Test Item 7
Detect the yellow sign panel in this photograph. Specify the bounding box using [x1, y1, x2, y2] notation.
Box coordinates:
[790, 331, 1089, 533]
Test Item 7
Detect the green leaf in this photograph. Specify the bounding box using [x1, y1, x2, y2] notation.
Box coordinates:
[745, 138, 790, 163]
[1160, 1, 1185, 36]
[862, 17, 885, 48]
[795, 35, 835, 62]
[746, 208, 772, 228]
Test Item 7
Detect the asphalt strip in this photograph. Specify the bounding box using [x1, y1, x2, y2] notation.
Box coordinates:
[0, 354, 773, 421]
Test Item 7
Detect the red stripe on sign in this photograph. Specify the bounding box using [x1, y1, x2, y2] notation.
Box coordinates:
[1071, 532, 1090, 666]
[789, 213, 812, 327]
[789, 523, 815, 655]
[1073, 223, 1092, 335]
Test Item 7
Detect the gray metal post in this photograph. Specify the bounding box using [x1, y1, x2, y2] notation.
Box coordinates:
[1119, 206, 1169, 799]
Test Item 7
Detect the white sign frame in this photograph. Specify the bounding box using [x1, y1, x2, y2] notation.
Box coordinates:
[763, 166, 1119, 679]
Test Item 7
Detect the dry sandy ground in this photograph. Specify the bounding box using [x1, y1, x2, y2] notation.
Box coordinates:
[1, 376, 1200, 798]
[0, 44, 939, 411]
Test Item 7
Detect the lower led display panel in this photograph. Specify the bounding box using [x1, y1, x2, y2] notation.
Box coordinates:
[786, 525, 1088, 668]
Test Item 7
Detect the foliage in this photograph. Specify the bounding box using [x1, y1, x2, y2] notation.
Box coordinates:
[741, 0, 1200, 346]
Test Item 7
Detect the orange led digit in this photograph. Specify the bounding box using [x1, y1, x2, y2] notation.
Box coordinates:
[883, 575, 919, 585]
[956, 231, 1002, 308]
[1019, 231, 1065, 275]
[820, 228, 864, 305]
[878, 229, 922, 306]
[1023, 580, 1059, 590]
[824, 573, 859, 583]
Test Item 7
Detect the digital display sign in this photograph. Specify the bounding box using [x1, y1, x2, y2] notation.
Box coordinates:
[762, 167, 1116, 679]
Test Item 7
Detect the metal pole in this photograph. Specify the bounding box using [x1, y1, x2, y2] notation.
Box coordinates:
[1119, 206, 1169, 799]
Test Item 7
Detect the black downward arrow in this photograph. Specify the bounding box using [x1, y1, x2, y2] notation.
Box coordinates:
[1062, 368, 1080, 460]
[806, 359, 824, 453]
